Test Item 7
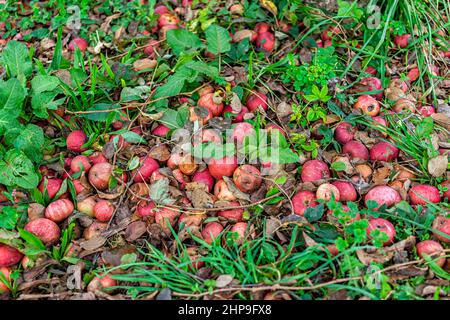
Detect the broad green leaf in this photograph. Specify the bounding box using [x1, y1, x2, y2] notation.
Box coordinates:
[0, 149, 39, 189]
[166, 29, 203, 55]
[0, 41, 32, 84]
[121, 131, 147, 144]
[331, 161, 346, 171]
[153, 72, 190, 99]
[0, 109, 21, 135]
[121, 86, 151, 102]
[183, 61, 219, 78]
[0, 78, 26, 117]
[159, 109, 180, 129]
[205, 25, 232, 55]
[12, 124, 45, 163]
[31, 92, 63, 119]
[31, 75, 60, 93]
[0, 207, 20, 230]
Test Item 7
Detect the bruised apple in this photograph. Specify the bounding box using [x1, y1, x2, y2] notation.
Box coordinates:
[66, 130, 88, 153]
[45, 199, 74, 223]
[201, 222, 223, 244]
[217, 202, 243, 222]
[366, 218, 396, 246]
[38, 178, 62, 199]
[133, 157, 160, 183]
[416, 240, 445, 267]
[208, 156, 238, 180]
[233, 165, 262, 193]
[432, 216, 450, 243]
[70, 155, 92, 173]
[301, 160, 330, 183]
[370, 141, 399, 162]
[342, 141, 369, 161]
[292, 191, 318, 216]
[408, 185, 440, 205]
[364, 186, 401, 209]
[334, 122, 356, 144]
[94, 200, 115, 222]
[24, 218, 61, 245]
[214, 179, 237, 201]
[0, 244, 23, 267]
[197, 92, 224, 117]
[354, 95, 380, 116]
[246, 91, 268, 112]
[316, 183, 340, 201]
[331, 181, 358, 202]
[68, 38, 88, 51]
[77, 196, 97, 217]
[192, 169, 214, 192]
[89, 163, 113, 190]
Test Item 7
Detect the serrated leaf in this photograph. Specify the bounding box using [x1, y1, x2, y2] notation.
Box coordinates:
[120, 131, 147, 144]
[205, 25, 232, 55]
[31, 75, 60, 93]
[183, 61, 219, 78]
[166, 29, 203, 55]
[0, 150, 39, 189]
[121, 86, 151, 102]
[0, 41, 32, 84]
[31, 91, 63, 119]
[12, 124, 44, 163]
[0, 207, 20, 230]
[0, 109, 21, 135]
[0, 78, 26, 117]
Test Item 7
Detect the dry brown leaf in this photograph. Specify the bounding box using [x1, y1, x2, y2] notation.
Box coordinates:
[229, 92, 242, 113]
[432, 113, 450, 130]
[125, 221, 147, 242]
[80, 236, 107, 251]
[276, 101, 293, 117]
[233, 30, 254, 42]
[428, 155, 448, 177]
[373, 167, 390, 185]
[185, 182, 215, 208]
[215, 274, 234, 288]
[265, 218, 281, 238]
[133, 59, 157, 71]
[148, 144, 171, 162]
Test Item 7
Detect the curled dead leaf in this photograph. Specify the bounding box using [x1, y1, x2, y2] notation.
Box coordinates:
[233, 30, 255, 42]
[133, 59, 157, 71]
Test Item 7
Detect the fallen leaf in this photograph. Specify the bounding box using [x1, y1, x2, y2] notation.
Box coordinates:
[215, 274, 234, 288]
[148, 144, 171, 162]
[229, 92, 242, 113]
[125, 221, 147, 242]
[185, 182, 215, 208]
[432, 113, 450, 130]
[133, 59, 157, 71]
[428, 155, 448, 177]
[79, 236, 107, 251]
[259, 0, 278, 15]
[233, 30, 254, 42]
